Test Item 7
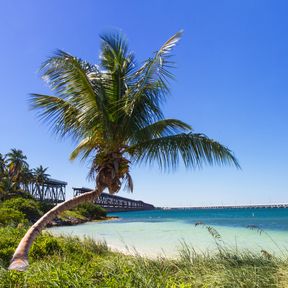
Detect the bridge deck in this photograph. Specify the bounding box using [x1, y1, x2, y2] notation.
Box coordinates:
[73, 187, 154, 212]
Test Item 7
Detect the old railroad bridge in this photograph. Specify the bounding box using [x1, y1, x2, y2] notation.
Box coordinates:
[25, 178, 154, 212]
[24, 178, 288, 211]
[73, 187, 154, 212]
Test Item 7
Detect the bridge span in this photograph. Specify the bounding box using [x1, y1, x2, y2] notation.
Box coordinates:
[23, 178, 154, 212]
[172, 204, 288, 210]
[73, 187, 155, 212]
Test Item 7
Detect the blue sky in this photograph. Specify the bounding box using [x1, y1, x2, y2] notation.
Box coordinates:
[1, 0, 287, 207]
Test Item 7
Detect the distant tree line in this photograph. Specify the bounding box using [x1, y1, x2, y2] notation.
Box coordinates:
[0, 148, 50, 201]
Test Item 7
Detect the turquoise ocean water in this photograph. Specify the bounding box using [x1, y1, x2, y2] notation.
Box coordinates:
[48, 208, 288, 257]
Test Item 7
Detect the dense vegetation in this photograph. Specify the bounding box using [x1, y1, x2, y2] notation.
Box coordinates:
[0, 191, 106, 227]
[0, 149, 50, 201]
[0, 226, 287, 287]
[0, 148, 107, 227]
[53, 203, 107, 226]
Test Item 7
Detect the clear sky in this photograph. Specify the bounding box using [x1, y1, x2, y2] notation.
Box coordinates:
[1, 0, 287, 207]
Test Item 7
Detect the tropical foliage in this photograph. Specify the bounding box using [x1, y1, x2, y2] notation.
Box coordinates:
[0, 149, 49, 200]
[1, 198, 42, 223]
[74, 203, 107, 220]
[31, 30, 239, 195]
[0, 208, 27, 227]
[0, 149, 106, 226]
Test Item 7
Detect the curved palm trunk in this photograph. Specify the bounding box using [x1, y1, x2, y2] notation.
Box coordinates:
[9, 188, 103, 271]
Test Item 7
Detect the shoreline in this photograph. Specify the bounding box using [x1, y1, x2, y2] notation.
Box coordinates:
[47, 215, 119, 227]
[47, 218, 288, 258]
[46, 225, 288, 260]
[2, 226, 286, 287]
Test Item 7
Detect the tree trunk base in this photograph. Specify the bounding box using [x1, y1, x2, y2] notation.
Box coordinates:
[8, 188, 101, 271]
[8, 258, 29, 271]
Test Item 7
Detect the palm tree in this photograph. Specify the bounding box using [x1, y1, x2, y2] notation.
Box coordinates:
[19, 166, 34, 194]
[0, 153, 8, 188]
[0, 176, 13, 201]
[9, 31, 240, 271]
[33, 165, 50, 201]
[6, 149, 29, 188]
[0, 153, 7, 177]
[0, 154, 10, 200]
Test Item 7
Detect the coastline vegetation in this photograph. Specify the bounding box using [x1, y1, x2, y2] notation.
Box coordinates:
[0, 226, 287, 287]
[0, 148, 108, 227]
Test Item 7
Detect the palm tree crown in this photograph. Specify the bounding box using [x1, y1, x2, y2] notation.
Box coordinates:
[33, 165, 50, 184]
[6, 149, 29, 185]
[31, 31, 239, 194]
[0, 153, 7, 177]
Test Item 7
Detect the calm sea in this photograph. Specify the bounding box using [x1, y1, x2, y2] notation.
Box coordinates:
[48, 208, 288, 257]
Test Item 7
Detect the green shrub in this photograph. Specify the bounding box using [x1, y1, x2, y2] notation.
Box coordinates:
[30, 235, 63, 259]
[1, 197, 42, 222]
[0, 247, 15, 267]
[39, 201, 55, 213]
[0, 208, 27, 227]
[59, 209, 87, 221]
[3, 191, 35, 201]
[0, 227, 26, 267]
[74, 203, 107, 220]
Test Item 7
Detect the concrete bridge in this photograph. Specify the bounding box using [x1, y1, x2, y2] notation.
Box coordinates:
[73, 187, 155, 212]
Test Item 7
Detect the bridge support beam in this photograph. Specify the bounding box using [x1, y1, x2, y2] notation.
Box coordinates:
[24, 179, 67, 204]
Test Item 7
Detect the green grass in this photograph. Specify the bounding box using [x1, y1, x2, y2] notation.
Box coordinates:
[0, 193, 107, 228]
[0, 227, 288, 287]
[58, 209, 87, 221]
[53, 203, 107, 225]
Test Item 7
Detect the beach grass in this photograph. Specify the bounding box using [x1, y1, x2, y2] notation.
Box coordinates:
[0, 227, 288, 287]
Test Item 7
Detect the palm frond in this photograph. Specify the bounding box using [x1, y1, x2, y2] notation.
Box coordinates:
[130, 119, 192, 144]
[30, 94, 82, 138]
[99, 33, 137, 131]
[123, 172, 133, 192]
[40, 50, 110, 131]
[100, 31, 134, 74]
[117, 31, 183, 139]
[128, 133, 240, 171]
[129, 30, 183, 100]
[41, 50, 99, 103]
[70, 136, 101, 161]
